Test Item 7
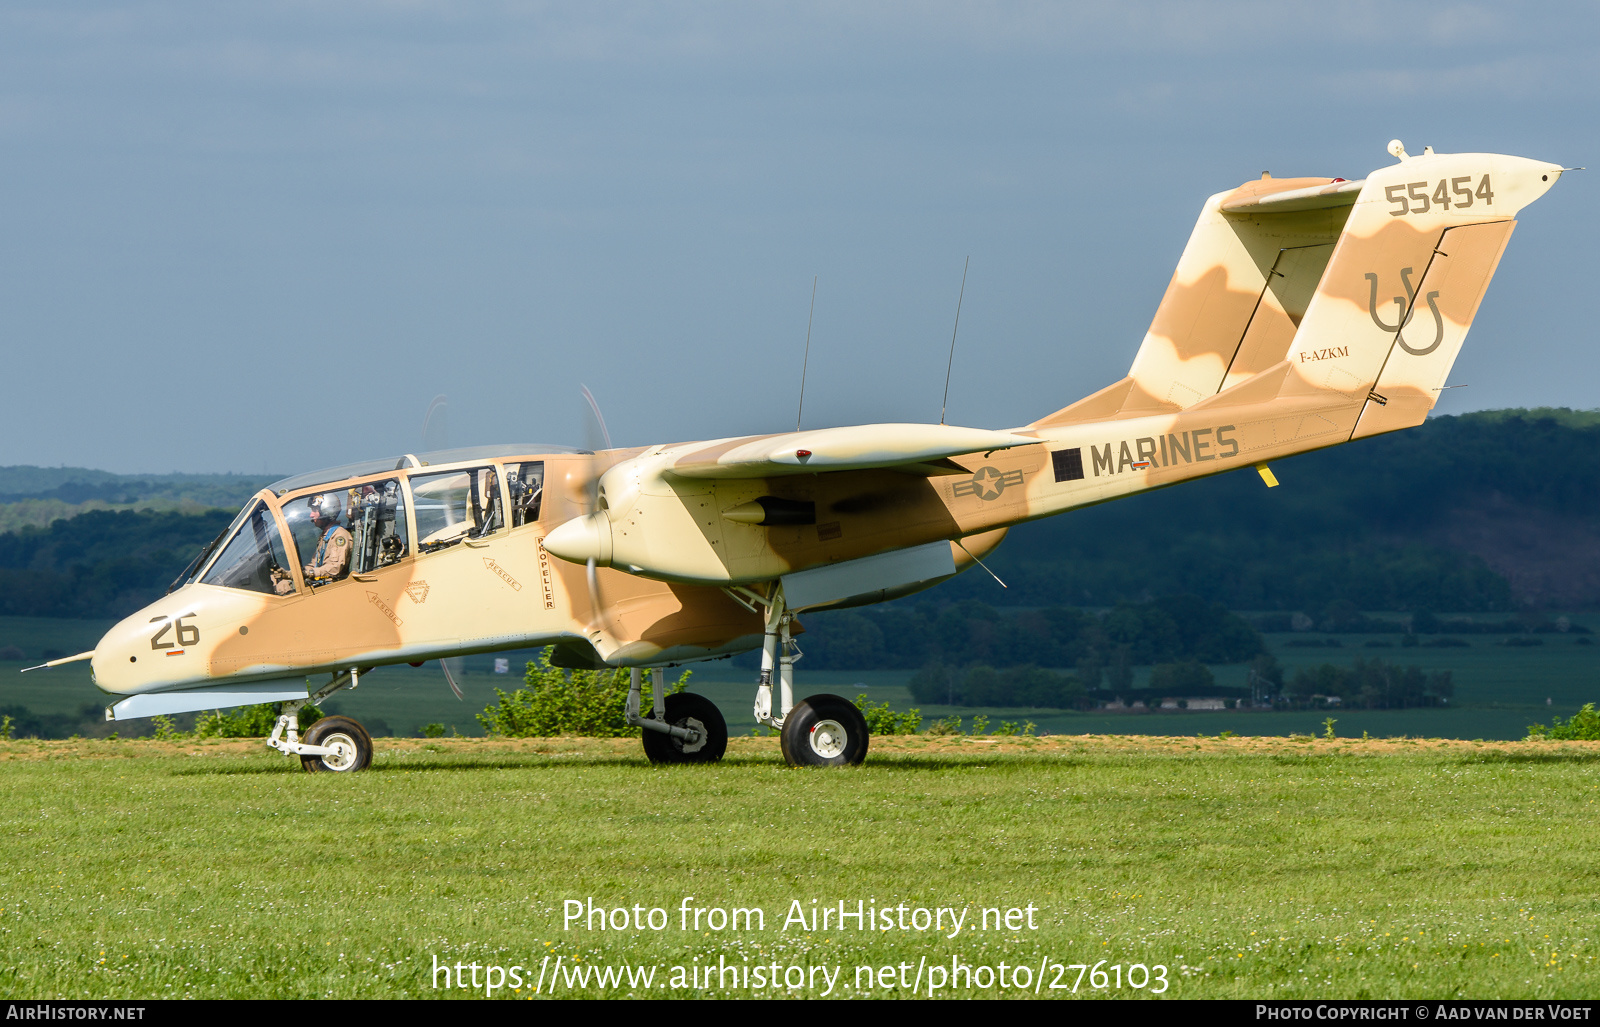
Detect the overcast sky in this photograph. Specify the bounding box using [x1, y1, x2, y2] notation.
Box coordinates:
[0, 1, 1593, 474]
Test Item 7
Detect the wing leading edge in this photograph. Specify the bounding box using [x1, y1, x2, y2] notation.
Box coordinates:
[666, 423, 1040, 480]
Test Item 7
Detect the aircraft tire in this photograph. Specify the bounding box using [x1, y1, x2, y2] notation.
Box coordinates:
[641, 693, 728, 765]
[300, 715, 374, 773]
[780, 694, 869, 768]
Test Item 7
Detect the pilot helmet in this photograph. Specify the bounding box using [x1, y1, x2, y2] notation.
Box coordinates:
[307, 493, 343, 524]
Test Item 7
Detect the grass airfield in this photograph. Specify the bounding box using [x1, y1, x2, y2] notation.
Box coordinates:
[0, 733, 1594, 999]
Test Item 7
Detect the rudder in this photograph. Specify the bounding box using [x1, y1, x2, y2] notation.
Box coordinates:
[1275, 147, 1562, 436]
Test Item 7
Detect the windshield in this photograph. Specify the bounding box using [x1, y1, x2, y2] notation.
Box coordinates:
[169, 498, 259, 593]
[199, 501, 295, 595]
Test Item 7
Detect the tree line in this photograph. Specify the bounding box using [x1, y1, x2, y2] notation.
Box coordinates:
[795, 595, 1263, 672]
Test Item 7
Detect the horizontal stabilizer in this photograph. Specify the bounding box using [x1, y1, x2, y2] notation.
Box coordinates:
[669, 424, 1040, 479]
[1220, 178, 1364, 214]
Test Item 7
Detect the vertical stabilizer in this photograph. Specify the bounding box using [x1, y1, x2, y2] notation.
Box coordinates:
[1034, 175, 1356, 428]
[1276, 149, 1562, 437]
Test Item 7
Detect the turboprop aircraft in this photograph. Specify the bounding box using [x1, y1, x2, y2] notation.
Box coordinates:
[31, 141, 1567, 771]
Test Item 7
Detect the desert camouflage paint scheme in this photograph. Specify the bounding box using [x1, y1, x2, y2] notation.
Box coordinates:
[88, 145, 1561, 718]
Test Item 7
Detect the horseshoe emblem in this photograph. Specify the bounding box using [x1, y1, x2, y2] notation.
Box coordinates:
[1364, 267, 1444, 356]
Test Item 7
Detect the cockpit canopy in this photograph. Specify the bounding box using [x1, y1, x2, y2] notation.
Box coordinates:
[172, 453, 549, 596]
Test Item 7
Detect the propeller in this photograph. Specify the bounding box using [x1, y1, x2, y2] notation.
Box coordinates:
[420, 394, 465, 700]
[422, 394, 449, 453]
[578, 384, 614, 641]
[440, 656, 466, 702]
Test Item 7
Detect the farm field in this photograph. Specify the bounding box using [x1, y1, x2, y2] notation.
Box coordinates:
[1, 616, 1596, 741]
[0, 734, 1594, 999]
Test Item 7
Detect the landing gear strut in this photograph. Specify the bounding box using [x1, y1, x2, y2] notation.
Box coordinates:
[734, 584, 870, 768]
[268, 668, 374, 772]
[628, 667, 728, 764]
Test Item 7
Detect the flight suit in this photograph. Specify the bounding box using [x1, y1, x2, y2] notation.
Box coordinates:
[304, 524, 353, 583]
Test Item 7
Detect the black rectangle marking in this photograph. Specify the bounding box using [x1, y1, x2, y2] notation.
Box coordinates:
[1051, 448, 1085, 482]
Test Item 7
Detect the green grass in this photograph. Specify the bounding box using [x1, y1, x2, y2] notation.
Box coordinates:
[0, 734, 1594, 999]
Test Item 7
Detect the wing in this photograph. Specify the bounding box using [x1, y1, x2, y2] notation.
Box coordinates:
[666, 423, 1040, 479]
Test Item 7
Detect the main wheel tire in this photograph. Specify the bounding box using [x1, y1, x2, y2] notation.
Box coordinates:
[641, 692, 728, 765]
[300, 715, 373, 773]
[780, 693, 869, 768]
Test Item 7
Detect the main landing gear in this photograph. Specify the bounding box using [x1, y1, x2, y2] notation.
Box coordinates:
[735, 584, 870, 768]
[627, 667, 729, 764]
[268, 668, 375, 773]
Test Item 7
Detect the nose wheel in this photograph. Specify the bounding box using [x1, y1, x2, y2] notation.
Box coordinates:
[266, 670, 376, 772]
[300, 715, 374, 773]
[780, 694, 869, 768]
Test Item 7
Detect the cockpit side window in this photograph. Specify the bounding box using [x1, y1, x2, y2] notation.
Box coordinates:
[506, 461, 544, 527]
[199, 501, 295, 596]
[411, 466, 502, 552]
[346, 479, 410, 574]
[281, 479, 410, 587]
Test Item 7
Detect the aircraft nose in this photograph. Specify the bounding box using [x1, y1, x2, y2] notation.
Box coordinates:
[544, 512, 613, 567]
[88, 619, 142, 695]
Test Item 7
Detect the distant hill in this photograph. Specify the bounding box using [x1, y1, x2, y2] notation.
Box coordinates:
[0, 467, 278, 533]
[0, 508, 235, 618]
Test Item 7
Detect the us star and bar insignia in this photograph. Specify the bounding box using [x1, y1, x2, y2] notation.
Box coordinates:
[953, 466, 1025, 501]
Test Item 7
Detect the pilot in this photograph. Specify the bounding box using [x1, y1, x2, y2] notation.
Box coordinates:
[302, 494, 353, 584]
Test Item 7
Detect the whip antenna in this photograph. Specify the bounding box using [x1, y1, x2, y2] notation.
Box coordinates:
[797, 276, 817, 431]
[940, 256, 969, 425]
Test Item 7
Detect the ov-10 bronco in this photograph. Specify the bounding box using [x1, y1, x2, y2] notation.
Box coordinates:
[38, 141, 1566, 770]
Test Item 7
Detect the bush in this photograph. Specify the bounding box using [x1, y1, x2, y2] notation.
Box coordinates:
[195, 702, 322, 738]
[1527, 703, 1600, 741]
[853, 694, 921, 735]
[476, 651, 691, 737]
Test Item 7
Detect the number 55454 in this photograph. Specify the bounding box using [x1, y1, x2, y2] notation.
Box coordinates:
[1387, 175, 1493, 216]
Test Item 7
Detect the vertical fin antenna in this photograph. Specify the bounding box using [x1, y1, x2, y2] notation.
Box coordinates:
[940, 256, 970, 426]
[797, 276, 817, 432]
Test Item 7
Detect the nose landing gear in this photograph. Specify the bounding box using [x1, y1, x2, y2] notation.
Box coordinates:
[267, 668, 375, 772]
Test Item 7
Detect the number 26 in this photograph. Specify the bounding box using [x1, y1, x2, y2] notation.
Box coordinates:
[150, 616, 200, 649]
